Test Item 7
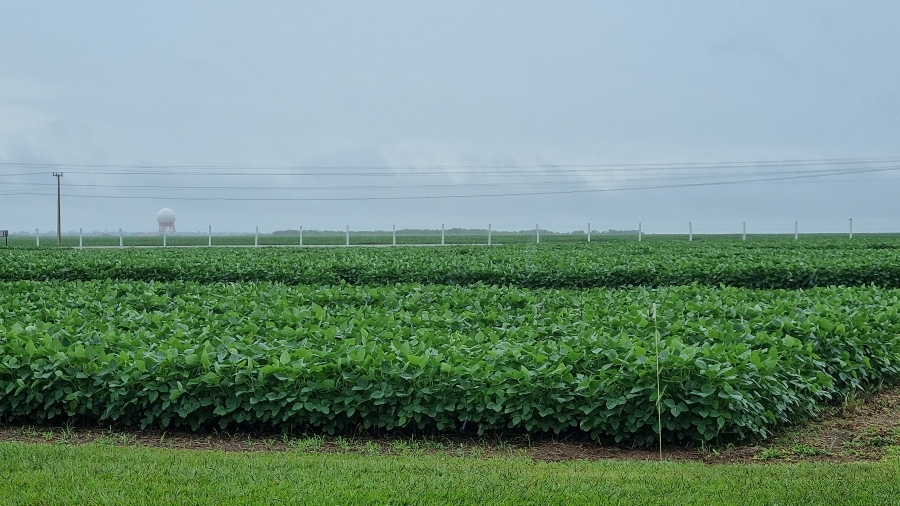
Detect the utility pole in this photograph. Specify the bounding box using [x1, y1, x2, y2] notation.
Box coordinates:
[52, 172, 63, 246]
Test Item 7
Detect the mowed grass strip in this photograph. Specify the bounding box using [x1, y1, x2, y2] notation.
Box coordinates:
[1, 442, 899, 506]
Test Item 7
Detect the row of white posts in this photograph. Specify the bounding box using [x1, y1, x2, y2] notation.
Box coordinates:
[232, 223, 507, 247]
[243, 220, 843, 245]
[639, 219, 855, 242]
[37, 219, 858, 248]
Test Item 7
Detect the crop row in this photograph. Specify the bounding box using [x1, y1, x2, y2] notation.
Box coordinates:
[3, 239, 900, 288]
[1, 281, 898, 444]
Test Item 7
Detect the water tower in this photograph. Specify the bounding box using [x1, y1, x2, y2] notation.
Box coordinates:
[157, 208, 176, 233]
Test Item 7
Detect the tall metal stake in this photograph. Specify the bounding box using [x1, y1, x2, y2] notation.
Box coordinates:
[53, 172, 63, 246]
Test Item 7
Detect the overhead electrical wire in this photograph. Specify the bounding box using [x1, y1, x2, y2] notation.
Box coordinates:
[3, 155, 900, 169]
[2, 156, 900, 177]
[1, 166, 885, 192]
[0, 165, 896, 202]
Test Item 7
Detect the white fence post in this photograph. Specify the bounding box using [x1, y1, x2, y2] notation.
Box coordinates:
[208, 225, 212, 247]
[346, 225, 350, 246]
[392, 224, 396, 246]
[255, 226, 259, 247]
[36, 228, 40, 247]
[79, 228, 83, 249]
[743, 222, 747, 241]
[488, 224, 492, 246]
[441, 224, 445, 246]
[689, 222, 693, 242]
[119, 228, 124, 248]
[638, 223, 642, 242]
[536, 224, 540, 244]
[587, 223, 591, 243]
[849, 218, 853, 239]
[163, 229, 167, 248]
[299, 226, 303, 246]
[794, 221, 799, 241]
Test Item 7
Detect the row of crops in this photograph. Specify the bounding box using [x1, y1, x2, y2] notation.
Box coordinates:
[4, 238, 900, 288]
[1, 240, 899, 445]
[0, 281, 898, 443]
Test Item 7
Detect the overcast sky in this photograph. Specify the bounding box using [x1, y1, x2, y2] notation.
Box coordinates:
[1, 1, 899, 234]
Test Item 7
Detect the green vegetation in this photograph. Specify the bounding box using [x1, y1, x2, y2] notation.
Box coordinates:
[3, 238, 900, 288]
[2, 281, 898, 444]
[1, 442, 898, 505]
[3, 237, 900, 502]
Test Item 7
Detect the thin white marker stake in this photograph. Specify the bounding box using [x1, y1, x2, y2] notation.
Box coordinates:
[587, 223, 591, 243]
[689, 221, 692, 242]
[795, 221, 799, 241]
[163, 229, 167, 248]
[652, 302, 662, 461]
[119, 228, 124, 248]
[299, 226, 303, 246]
[392, 224, 396, 246]
[536, 224, 540, 244]
[638, 223, 642, 242]
[36, 228, 39, 247]
[441, 224, 445, 246]
[488, 224, 492, 246]
[849, 218, 853, 240]
[346, 225, 350, 246]
[79, 228, 83, 249]
[255, 226, 259, 247]
[208, 225, 212, 247]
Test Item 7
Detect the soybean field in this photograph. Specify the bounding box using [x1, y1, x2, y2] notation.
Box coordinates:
[1, 238, 899, 446]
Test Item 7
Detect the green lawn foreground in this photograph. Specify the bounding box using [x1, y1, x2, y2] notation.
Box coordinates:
[1, 442, 898, 505]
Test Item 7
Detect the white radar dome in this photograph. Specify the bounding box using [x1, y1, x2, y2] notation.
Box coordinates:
[157, 208, 176, 224]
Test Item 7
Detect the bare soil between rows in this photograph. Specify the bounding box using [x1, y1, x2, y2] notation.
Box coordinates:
[2, 385, 898, 464]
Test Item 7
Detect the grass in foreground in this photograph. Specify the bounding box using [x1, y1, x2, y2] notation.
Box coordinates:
[1, 442, 899, 506]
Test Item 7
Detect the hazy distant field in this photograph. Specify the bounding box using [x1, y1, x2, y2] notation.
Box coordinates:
[3, 230, 893, 248]
[5, 231, 609, 248]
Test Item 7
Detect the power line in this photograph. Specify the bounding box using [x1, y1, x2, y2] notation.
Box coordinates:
[1, 165, 896, 202]
[2, 156, 900, 177]
[1, 166, 885, 191]
[0, 172, 50, 177]
[3, 155, 900, 169]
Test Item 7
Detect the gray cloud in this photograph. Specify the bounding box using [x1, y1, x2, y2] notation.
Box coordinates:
[1, 1, 899, 234]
